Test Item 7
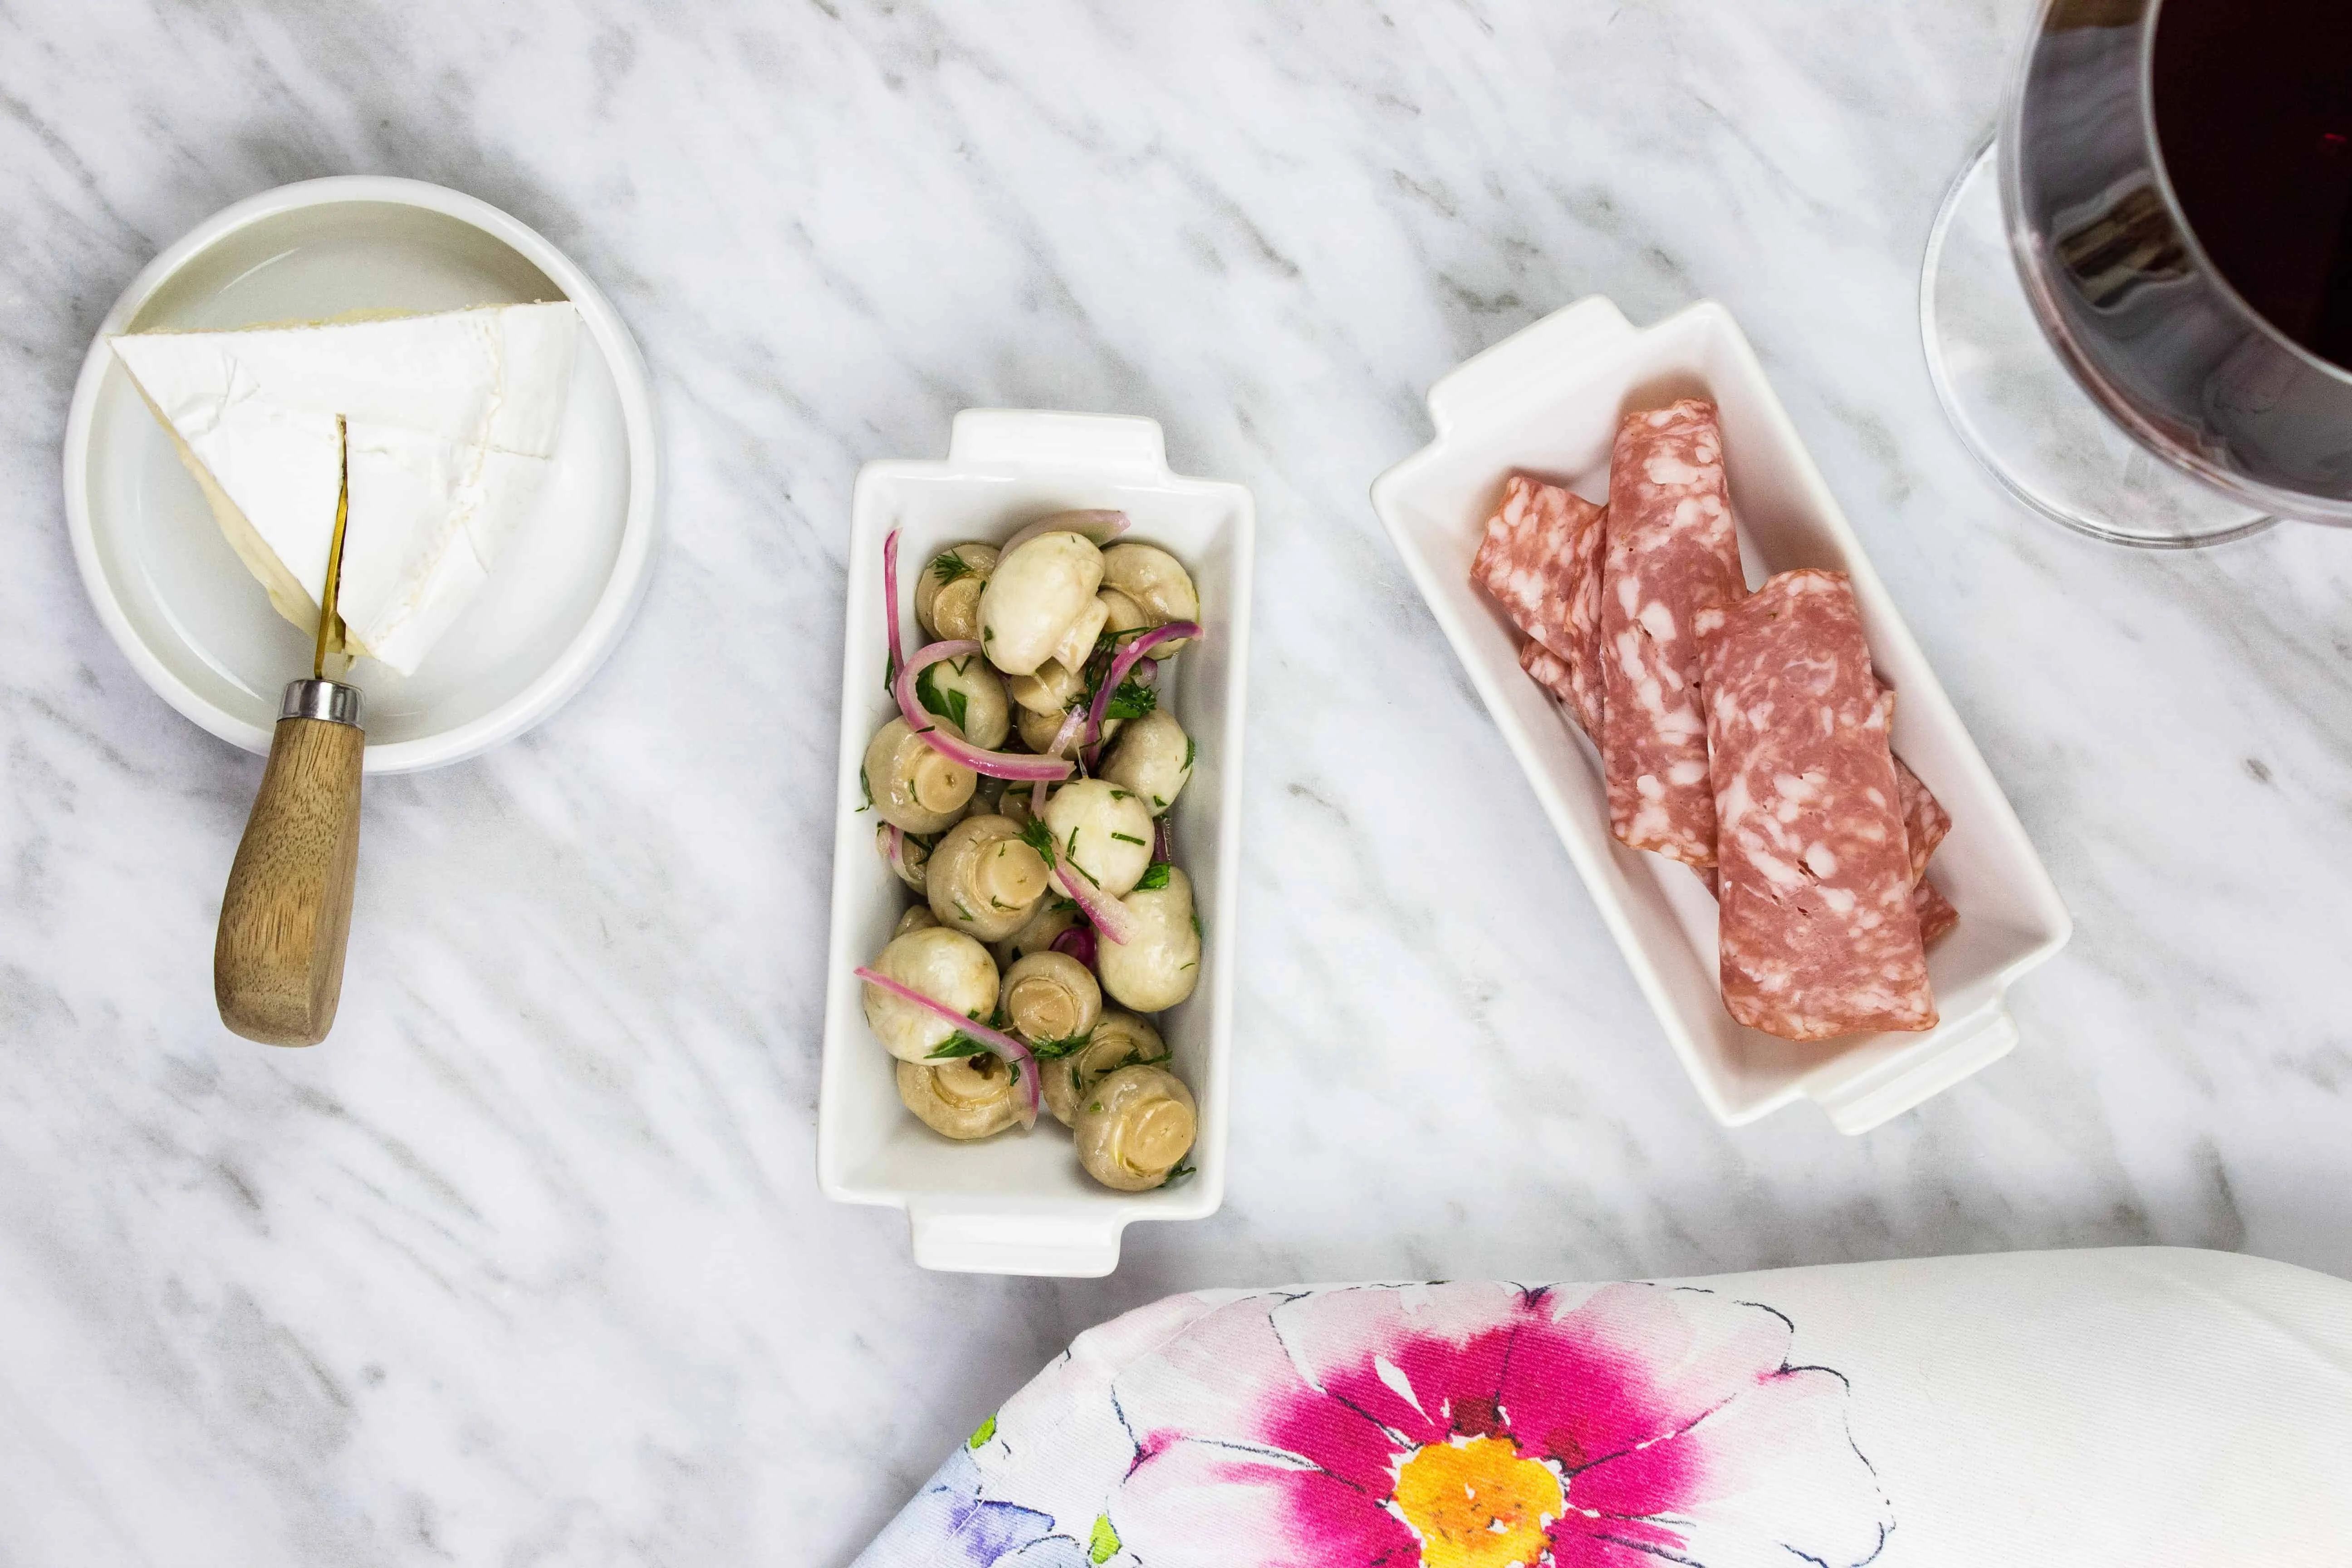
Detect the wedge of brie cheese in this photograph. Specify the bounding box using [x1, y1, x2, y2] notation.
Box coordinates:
[111, 302, 581, 676]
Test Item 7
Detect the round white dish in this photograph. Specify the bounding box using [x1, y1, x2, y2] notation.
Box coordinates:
[61, 176, 659, 774]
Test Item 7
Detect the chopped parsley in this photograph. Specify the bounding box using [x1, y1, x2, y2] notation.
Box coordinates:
[1029, 1029, 1095, 1060]
[1182, 735, 1196, 772]
[926, 1032, 991, 1061]
[857, 764, 873, 812]
[1134, 862, 1172, 892]
[915, 662, 969, 733]
[1191, 910, 1203, 940]
[1160, 1157, 1198, 1189]
[1017, 818, 1058, 866]
[1105, 676, 1158, 720]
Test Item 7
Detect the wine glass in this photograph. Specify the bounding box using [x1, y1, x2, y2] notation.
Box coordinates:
[1921, 0, 2352, 548]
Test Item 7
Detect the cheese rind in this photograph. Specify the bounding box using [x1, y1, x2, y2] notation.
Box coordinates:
[111, 302, 581, 676]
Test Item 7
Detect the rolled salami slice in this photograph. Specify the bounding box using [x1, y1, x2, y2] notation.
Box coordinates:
[1472, 475, 1607, 736]
[1893, 755, 1952, 887]
[1602, 400, 1744, 867]
[1915, 881, 1960, 948]
[1517, 639, 1602, 738]
[1699, 568, 1936, 1041]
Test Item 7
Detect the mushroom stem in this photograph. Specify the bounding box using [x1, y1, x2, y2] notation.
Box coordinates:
[853, 966, 1039, 1127]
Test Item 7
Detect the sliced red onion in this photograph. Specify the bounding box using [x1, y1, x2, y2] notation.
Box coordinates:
[895, 639, 1073, 783]
[1051, 923, 1098, 970]
[1086, 621, 1203, 745]
[1153, 816, 1173, 862]
[998, 509, 1129, 561]
[854, 966, 1039, 1128]
[883, 528, 905, 686]
[1046, 706, 1087, 760]
[1054, 863, 1137, 946]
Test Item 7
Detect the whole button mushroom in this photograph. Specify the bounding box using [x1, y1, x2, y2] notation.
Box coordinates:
[1101, 710, 1195, 817]
[1042, 1010, 1169, 1126]
[1072, 1064, 1197, 1191]
[897, 1055, 1024, 1140]
[1009, 658, 1086, 717]
[861, 926, 1000, 1063]
[1039, 779, 1156, 900]
[912, 652, 1013, 750]
[1016, 704, 1118, 755]
[1000, 951, 1102, 1046]
[894, 904, 941, 937]
[1100, 543, 1199, 655]
[979, 529, 1105, 677]
[877, 823, 931, 893]
[915, 543, 1000, 644]
[926, 815, 1052, 941]
[1044, 593, 1111, 676]
[1096, 864, 1202, 1012]
[990, 896, 1079, 968]
[864, 716, 977, 834]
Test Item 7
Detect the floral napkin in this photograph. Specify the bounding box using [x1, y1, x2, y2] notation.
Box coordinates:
[853, 1248, 2352, 1567]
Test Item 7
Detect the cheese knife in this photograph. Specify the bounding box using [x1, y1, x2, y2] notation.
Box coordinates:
[214, 415, 365, 1047]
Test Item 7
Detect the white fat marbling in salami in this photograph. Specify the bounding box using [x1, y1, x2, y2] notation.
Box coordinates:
[1472, 475, 1606, 736]
[1914, 881, 1959, 947]
[1601, 400, 1744, 867]
[1698, 568, 1936, 1040]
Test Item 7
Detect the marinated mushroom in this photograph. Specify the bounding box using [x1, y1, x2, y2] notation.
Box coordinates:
[990, 896, 1079, 968]
[1101, 710, 1195, 817]
[1100, 543, 1200, 655]
[915, 543, 1000, 643]
[1045, 593, 1110, 676]
[897, 1055, 1024, 1140]
[1098, 585, 1153, 642]
[926, 815, 1053, 941]
[894, 904, 940, 937]
[1072, 1064, 1197, 1191]
[877, 823, 931, 893]
[1039, 779, 1156, 899]
[995, 780, 1038, 829]
[979, 530, 1104, 677]
[1016, 703, 1118, 755]
[862, 926, 1000, 1063]
[1043, 1010, 1169, 1126]
[1000, 951, 1102, 1046]
[1096, 864, 1202, 1012]
[912, 651, 1012, 750]
[864, 716, 977, 834]
[1009, 658, 1086, 716]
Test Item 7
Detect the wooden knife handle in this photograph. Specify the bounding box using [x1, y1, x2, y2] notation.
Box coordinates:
[216, 684, 365, 1047]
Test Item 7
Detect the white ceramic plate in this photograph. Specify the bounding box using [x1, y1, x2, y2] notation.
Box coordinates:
[819, 411, 1254, 1276]
[1372, 296, 2072, 1133]
[62, 177, 659, 773]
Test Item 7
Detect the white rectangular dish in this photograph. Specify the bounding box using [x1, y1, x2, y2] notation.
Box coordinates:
[819, 410, 1253, 1275]
[1372, 297, 2070, 1133]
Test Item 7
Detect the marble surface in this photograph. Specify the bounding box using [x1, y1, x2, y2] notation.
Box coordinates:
[2, 0, 2348, 1560]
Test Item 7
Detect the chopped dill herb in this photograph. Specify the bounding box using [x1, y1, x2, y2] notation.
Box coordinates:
[1110, 831, 1146, 846]
[930, 549, 974, 584]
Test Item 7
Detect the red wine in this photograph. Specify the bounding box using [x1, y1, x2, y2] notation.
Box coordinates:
[2152, 1, 2352, 368]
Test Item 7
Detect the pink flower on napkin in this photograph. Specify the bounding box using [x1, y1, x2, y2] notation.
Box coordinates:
[1105, 1281, 1890, 1568]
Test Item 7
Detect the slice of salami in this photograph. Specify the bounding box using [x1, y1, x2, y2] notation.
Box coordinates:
[1602, 400, 1744, 867]
[1893, 755, 1952, 888]
[1698, 568, 1936, 1041]
[1473, 475, 1607, 735]
[1518, 639, 1604, 739]
[1915, 881, 1959, 948]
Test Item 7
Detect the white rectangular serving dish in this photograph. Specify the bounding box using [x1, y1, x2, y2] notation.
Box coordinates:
[819, 410, 1253, 1274]
[1372, 297, 2071, 1133]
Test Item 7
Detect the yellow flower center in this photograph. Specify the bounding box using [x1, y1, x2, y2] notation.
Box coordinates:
[1390, 1435, 1563, 1568]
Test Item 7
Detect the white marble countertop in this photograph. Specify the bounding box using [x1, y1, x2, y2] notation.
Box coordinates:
[4, 0, 2349, 1559]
